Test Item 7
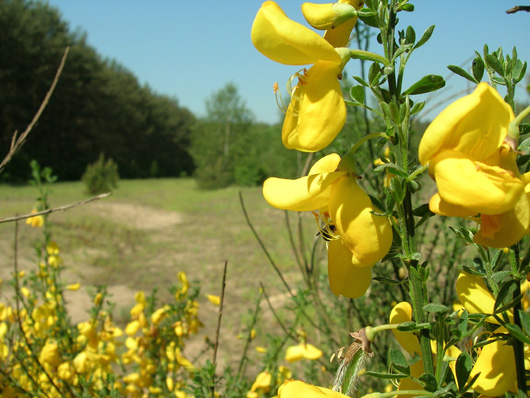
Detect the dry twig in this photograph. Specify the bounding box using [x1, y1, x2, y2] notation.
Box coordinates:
[0, 47, 69, 175]
[0, 192, 110, 224]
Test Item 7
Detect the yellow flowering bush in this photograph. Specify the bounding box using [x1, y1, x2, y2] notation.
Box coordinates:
[0, 204, 202, 397]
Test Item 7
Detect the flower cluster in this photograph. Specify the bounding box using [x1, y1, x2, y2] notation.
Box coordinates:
[390, 272, 530, 397]
[252, 1, 392, 299]
[0, 236, 202, 397]
[252, 1, 362, 152]
[419, 82, 530, 248]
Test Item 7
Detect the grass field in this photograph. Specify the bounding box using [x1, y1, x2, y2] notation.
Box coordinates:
[0, 177, 320, 369]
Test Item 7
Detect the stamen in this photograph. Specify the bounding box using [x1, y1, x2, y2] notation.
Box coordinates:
[312, 211, 340, 243]
[274, 69, 308, 116]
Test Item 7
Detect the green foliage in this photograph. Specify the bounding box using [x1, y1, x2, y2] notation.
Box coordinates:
[0, 0, 195, 181]
[82, 154, 119, 195]
[191, 83, 298, 189]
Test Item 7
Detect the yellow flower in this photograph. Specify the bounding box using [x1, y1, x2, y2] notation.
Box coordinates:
[418, 83, 529, 248]
[456, 272, 513, 324]
[206, 294, 221, 306]
[250, 371, 272, 394]
[389, 302, 462, 396]
[263, 153, 392, 298]
[66, 283, 81, 291]
[285, 342, 323, 362]
[251, 1, 350, 152]
[26, 209, 44, 228]
[151, 305, 170, 324]
[468, 329, 517, 397]
[455, 272, 520, 396]
[278, 379, 348, 398]
[39, 341, 60, 367]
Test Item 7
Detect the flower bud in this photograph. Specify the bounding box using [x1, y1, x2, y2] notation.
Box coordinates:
[302, 2, 358, 30]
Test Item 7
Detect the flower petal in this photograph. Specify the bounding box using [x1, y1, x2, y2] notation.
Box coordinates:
[431, 150, 524, 215]
[263, 171, 345, 212]
[282, 62, 346, 152]
[302, 2, 358, 31]
[470, 335, 516, 396]
[429, 193, 478, 218]
[456, 272, 512, 324]
[322, 0, 362, 47]
[474, 189, 530, 248]
[389, 302, 421, 355]
[251, 1, 341, 66]
[329, 177, 392, 265]
[309, 153, 342, 175]
[279, 380, 348, 398]
[418, 83, 514, 165]
[285, 343, 323, 362]
[328, 239, 372, 298]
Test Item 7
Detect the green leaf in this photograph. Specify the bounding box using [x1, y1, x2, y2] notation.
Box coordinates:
[357, 8, 379, 28]
[404, 75, 445, 95]
[412, 203, 432, 217]
[401, 3, 414, 12]
[520, 124, 530, 136]
[495, 293, 523, 315]
[491, 76, 506, 85]
[518, 137, 530, 153]
[405, 26, 416, 44]
[472, 56, 485, 82]
[390, 177, 406, 204]
[519, 309, 530, 335]
[418, 373, 437, 392]
[350, 85, 365, 104]
[491, 271, 511, 284]
[368, 62, 381, 86]
[414, 25, 435, 49]
[362, 371, 408, 379]
[504, 323, 530, 345]
[494, 279, 516, 311]
[485, 54, 504, 76]
[410, 101, 425, 115]
[458, 309, 469, 336]
[455, 352, 473, 392]
[373, 163, 408, 178]
[373, 276, 403, 285]
[353, 76, 369, 87]
[462, 372, 480, 393]
[433, 382, 457, 398]
[368, 195, 386, 214]
[423, 303, 449, 314]
[513, 60, 527, 83]
[385, 189, 396, 213]
[389, 348, 410, 375]
[447, 65, 477, 84]
[397, 322, 432, 332]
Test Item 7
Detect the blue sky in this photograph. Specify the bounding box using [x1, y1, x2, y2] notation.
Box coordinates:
[45, 0, 529, 124]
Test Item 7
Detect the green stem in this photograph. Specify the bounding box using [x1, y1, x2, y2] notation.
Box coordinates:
[407, 164, 429, 181]
[409, 269, 435, 375]
[512, 281, 527, 395]
[350, 49, 389, 65]
[508, 103, 530, 141]
[361, 390, 433, 398]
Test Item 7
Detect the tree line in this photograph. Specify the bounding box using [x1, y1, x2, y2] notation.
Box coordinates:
[2, 0, 398, 189]
[1, 0, 196, 182]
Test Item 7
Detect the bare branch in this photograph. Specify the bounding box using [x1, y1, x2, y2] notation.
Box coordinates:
[506, 5, 530, 13]
[0, 192, 111, 224]
[0, 47, 70, 174]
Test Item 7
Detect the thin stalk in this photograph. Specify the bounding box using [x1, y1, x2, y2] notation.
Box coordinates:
[512, 281, 527, 394]
[212, 260, 228, 366]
